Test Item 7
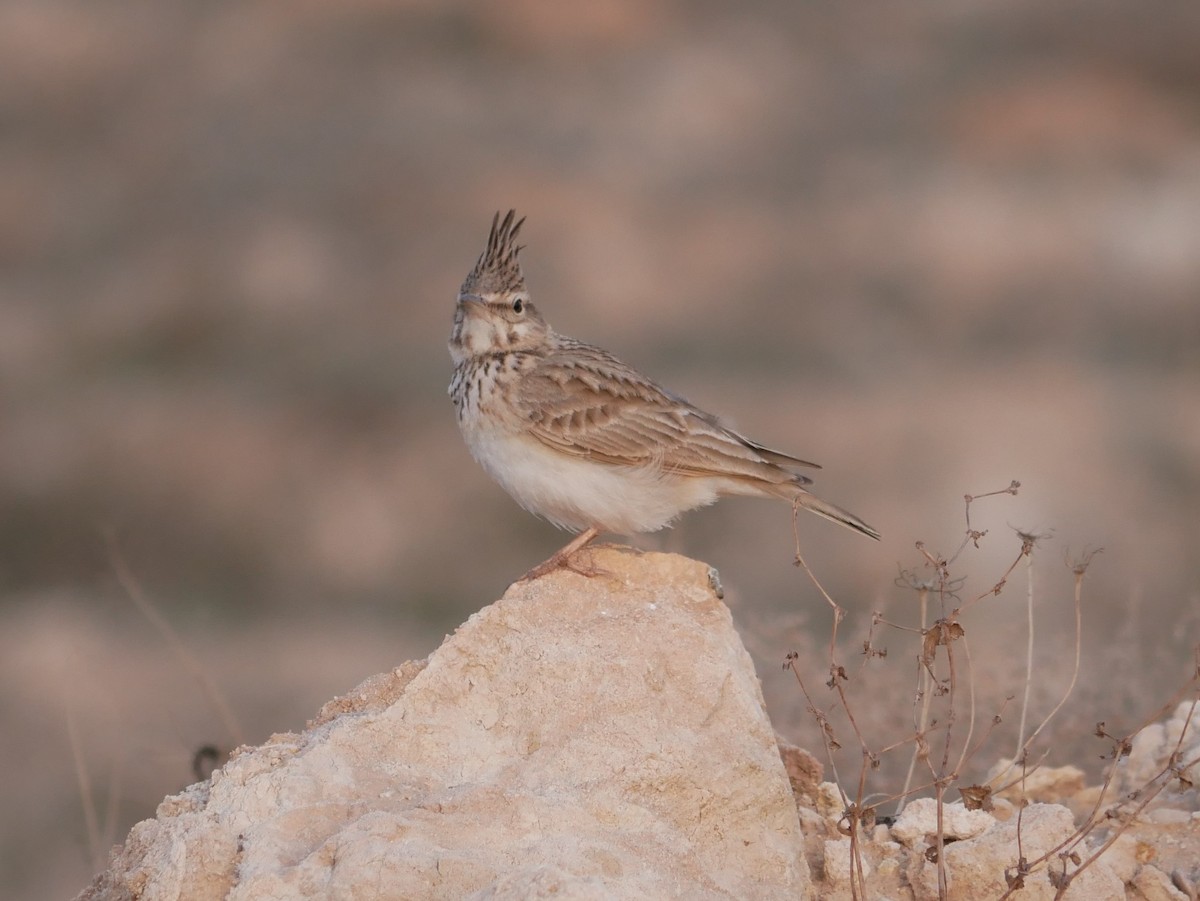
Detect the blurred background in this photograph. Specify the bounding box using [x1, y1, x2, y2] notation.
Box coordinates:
[3, 1, 1199, 896]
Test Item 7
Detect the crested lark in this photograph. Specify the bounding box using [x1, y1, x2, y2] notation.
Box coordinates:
[449, 210, 880, 578]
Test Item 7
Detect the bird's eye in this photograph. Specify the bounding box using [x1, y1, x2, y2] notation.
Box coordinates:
[512, 298, 524, 314]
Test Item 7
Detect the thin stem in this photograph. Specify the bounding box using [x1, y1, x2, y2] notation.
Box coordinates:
[105, 530, 245, 748]
[1016, 552, 1034, 754]
[65, 698, 103, 871]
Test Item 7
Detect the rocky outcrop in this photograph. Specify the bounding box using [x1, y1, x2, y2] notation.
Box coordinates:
[78, 549, 1200, 900]
[78, 549, 810, 900]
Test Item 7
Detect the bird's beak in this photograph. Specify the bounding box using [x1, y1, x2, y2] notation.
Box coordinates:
[457, 293, 486, 308]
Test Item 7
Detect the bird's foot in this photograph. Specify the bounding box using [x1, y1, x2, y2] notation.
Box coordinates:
[517, 549, 607, 582]
[516, 527, 608, 582]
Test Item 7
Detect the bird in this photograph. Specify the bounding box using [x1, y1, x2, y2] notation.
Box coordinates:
[448, 210, 879, 579]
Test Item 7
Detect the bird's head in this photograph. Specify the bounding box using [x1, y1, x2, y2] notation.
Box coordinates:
[449, 210, 550, 364]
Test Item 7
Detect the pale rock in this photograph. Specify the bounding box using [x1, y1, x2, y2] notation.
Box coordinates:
[1145, 808, 1191, 826]
[875, 852, 901, 879]
[907, 803, 1123, 901]
[472, 866, 614, 900]
[816, 781, 846, 820]
[990, 796, 1017, 821]
[795, 804, 827, 836]
[77, 549, 810, 900]
[891, 797, 994, 848]
[823, 837, 870, 886]
[1102, 833, 1146, 885]
[1131, 865, 1189, 901]
[1119, 723, 1169, 794]
[987, 758, 1086, 804]
[1115, 700, 1200, 796]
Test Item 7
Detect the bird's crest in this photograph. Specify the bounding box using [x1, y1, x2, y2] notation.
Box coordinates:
[460, 210, 526, 297]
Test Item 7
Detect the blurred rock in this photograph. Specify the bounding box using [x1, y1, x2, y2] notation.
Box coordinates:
[1114, 700, 1200, 797]
[1130, 865, 1190, 901]
[77, 549, 811, 900]
[986, 758, 1088, 805]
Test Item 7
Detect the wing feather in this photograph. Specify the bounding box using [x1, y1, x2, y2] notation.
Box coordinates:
[517, 340, 818, 487]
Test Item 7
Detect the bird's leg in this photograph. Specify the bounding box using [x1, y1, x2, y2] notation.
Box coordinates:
[517, 526, 603, 582]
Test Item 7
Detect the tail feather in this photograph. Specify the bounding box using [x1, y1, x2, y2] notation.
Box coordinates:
[791, 489, 881, 541]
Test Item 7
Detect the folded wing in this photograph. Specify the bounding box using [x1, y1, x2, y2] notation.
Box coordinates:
[518, 341, 820, 489]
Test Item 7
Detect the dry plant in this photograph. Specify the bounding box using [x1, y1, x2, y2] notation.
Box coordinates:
[67, 532, 243, 870]
[784, 481, 1200, 900]
[65, 696, 122, 874]
[996, 660, 1200, 899]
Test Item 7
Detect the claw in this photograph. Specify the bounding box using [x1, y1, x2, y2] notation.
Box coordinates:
[516, 526, 604, 582]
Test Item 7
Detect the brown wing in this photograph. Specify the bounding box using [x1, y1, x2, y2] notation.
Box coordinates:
[516, 339, 819, 487]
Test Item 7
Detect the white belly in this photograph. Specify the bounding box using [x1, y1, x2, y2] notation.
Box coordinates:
[461, 425, 720, 535]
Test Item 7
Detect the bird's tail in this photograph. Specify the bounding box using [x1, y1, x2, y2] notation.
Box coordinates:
[788, 487, 881, 541]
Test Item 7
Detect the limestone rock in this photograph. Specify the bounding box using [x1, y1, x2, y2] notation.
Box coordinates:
[777, 738, 823, 805]
[823, 837, 871, 887]
[1115, 701, 1200, 796]
[77, 549, 810, 900]
[906, 803, 1123, 901]
[1130, 865, 1189, 901]
[986, 758, 1087, 805]
[891, 798, 994, 849]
